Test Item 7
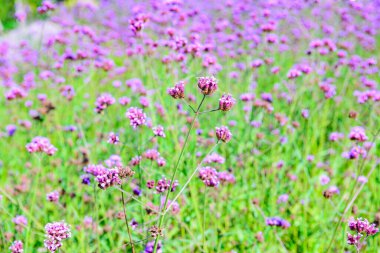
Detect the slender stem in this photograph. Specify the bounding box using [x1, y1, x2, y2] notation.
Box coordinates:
[152, 95, 206, 252]
[94, 183, 100, 253]
[120, 185, 135, 253]
[181, 98, 196, 113]
[199, 108, 220, 115]
[164, 142, 219, 215]
[203, 185, 207, 253]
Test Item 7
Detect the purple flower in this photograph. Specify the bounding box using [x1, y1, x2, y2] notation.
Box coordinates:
[153, 125, 166, 137]
[197, 76, 218, 95]
[96, 169, 122, 190]
[168, 81, 185, 99]
[95, 93, 115, 114]
[9, 240, 23, 253]
[266, 217, 290, 229]
[199, 167, 219, 187]
[26, 137, 57, 155]
[107, 132, 120, 145]
[349, 127, 368, 142]
[219, 94, 236, 111]
[215, 126, 232, 143]
[46, 191, 59, 203]
[144, 241, 162, 253]
[44, 221, 71, 252]
[6, 125, 17, 136]
[126, 107, 146, 129]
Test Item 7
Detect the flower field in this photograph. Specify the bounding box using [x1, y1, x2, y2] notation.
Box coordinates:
[0, 0, 380, 252]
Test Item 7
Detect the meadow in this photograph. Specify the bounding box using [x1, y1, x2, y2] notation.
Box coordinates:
[0, 0, 379, 252]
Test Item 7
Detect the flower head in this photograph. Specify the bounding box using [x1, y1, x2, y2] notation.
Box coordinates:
[215, 126, 232, 143]
[44, 221, 71, 252]
[219, 94, 236, 111]
[126, 107, 146, 129]
[168, 81, 185, 99]
[197, 76, 218, 95]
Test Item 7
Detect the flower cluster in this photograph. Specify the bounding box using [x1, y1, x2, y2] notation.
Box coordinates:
[265, 217, 290, 229]
[26, 137, 57, 155]
[349, 127, 368, 142]
[215, 126, 232, 143]
[219, 94, 236, 111]
[197, 76, 218, 95]
[347, 217, 379, 247]
[9, 240, 23, 253]
[126, 107, 146, 129]
[95, 93, 115, 114]
[96, 169, 122, 190]
[46, 191, 60, 203]
[44, 221, 71, 252]
[168, 81, 185, 99]
[199, 167, 219, 187]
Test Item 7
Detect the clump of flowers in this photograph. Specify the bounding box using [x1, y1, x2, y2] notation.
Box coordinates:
[44, 221, 71, 252]
[349, 127, 368, 142]
[266, 217, 290, 229]
[46, 191, 59, 203]
[199, 167, 219, 187]
[96, 169, 122, 190]
[347, 217, 378, 248]
[167, 81, 185, 99]
[126, 107, 146, 129]
[219, 94, 236, 111]
[95, 93, 115, 114]
[12, 215, 27, 232]
[9, 240, 23, 253]
[107, 132, 119, 144]
[215, 126, 232, 143]
[153, 125, 166, 137]
[197, 76, 218, 95]
[26, 137, 57, 155]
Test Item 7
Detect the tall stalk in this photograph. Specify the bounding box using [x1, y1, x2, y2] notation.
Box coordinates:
[152, 95, 206, 252]
[120, 184, 135, 253]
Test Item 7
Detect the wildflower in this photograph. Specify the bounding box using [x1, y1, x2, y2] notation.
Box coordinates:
[215, 126, 232, 143]
[219, 94, 236, 111]
[44, 221, 71, 252]
[107, 132, 119, 144]
[266, 217, 290, 229]
[26, 137, 57, 155]
[96, 169, 122, 190]
[126, 107, 146, 129]
[204, 153, 225, 164]
[157, 157, 166, 167]
[199, 167, 219, 187]
[168, 81, 185, 99]
[197, 76, 218, 95]
[46, 191, 59, 203]
[218, 171, 236, 184]
[323, 186, 339, 198]
[37, 0, 56, 14]
[6, 125, 17, 137]
[277, 194, 289, 204]
[12, 216, 27, 232]
[349, 127, 368, 142]
[95, 93, 115, 114]
[153, 125, 166, 137]
[144, 241, 162, 253]
[9, 240, 23, 253]
[320, 175, 330, 185]
[144, 149, 160, 161]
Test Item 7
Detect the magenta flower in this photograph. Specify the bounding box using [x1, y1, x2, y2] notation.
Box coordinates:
[44, 221, 71, 252]
[197, 76, 218, 95]
[96, 169, 122, 190]
[168, 81, 185, 99]
[153, 125, 166, 137]
[215, 126, 232, 143]
[349, 127, 368, 142]
[26, 137, 57, 156]
[107, 132, 120, 145]
[219, 94, 236, 111]
[46, 191, 60, 203]
[199, 167, 219, 187]
[95, 93, 115, 114]
[126, 107, 146, 129]
[9, 240, 23, 253]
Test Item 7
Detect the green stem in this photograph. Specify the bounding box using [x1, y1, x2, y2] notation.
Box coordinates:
[120, 185, 135, 253]
[152, 95, 206, 252]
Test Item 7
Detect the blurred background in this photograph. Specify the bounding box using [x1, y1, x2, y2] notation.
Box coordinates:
[0, 0, 69, 32]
